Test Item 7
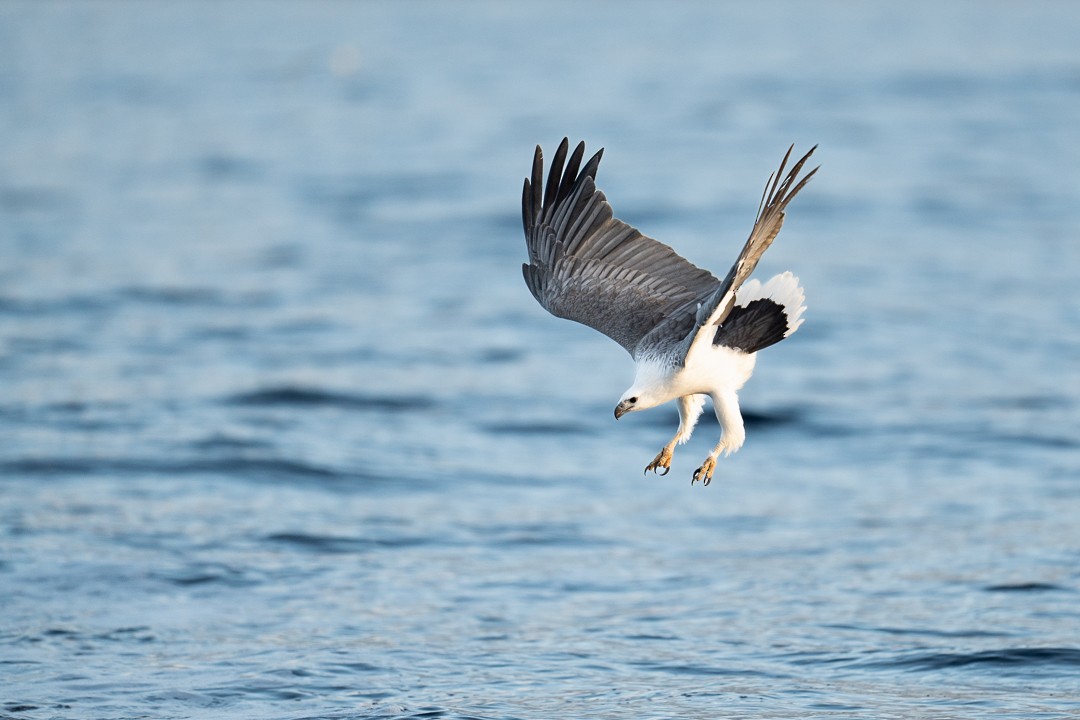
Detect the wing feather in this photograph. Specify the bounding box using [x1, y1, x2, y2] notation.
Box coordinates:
[522, 139, 718, 356]
[522, 139, 817, 362]
[675, 145, 818, 360]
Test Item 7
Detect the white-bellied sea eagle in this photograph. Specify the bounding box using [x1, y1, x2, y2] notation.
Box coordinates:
[521, 139, 817, 485]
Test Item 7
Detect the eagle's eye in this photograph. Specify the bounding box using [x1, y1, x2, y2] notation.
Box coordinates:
[628, 397, 638, 404]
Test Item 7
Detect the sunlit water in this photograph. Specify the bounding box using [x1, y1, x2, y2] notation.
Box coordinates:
[2, 2, 1080, 718]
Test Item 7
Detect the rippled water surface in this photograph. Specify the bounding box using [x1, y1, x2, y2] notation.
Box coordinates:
[3, 2, 1080, 718]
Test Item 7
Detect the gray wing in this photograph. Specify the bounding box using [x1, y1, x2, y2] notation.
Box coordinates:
[646, 145, 818, 362]
[521, 138, 720, 357]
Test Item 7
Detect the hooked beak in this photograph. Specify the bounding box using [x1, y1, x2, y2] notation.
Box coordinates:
[614, 401, 631, 420]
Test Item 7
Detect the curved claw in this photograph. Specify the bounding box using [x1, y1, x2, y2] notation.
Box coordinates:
[644, 448, 673, 477]
[692, 458, 717, 486]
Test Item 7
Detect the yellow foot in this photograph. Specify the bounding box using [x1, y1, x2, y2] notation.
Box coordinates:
[644, 447, 674, 476]
[692, 457, 716, 486]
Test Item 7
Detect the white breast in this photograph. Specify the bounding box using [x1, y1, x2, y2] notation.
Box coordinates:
[676, 344, 758, 397]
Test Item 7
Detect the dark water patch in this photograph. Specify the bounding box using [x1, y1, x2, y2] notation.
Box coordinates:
[623, 633, 677, 641]
[268, 317, 342, 336]
[982, 395, 1073, 411]
[41, 628, 80, 639]
[984, 582, 1067, 593]
[44, 401, 97, 414]
[782, 651, 861, 667]
[153, 565, 255, 588]
[325, 661, 382, 674]
[141, 690, 222, 709]
[824, 623, 1013, 639]
[117, 285, 227, 306]
[401, 709, 447, 719]
[980, 431, 1080, 450]
[468, 521, 607, 547]
[5, 335, 89, 357]
[186, 325, 253, 342]
[9, 402, 145, 432]
[190, 434, 274, 451]
[742, 407, 804, 428]
[0, 185, 74, 213]
[0, 293, 114, 316]
[198, 154, 263, 182]
[0, 455, 392, 487]
[477, 347, 523, 364]
[858, 647, 1080, 673]
[480, 421, 594, 436]
[226, 386, 435, 413]
[95, 626, 155, 643]
[629, 660, 781, 678]
[266, 532, 430, 554]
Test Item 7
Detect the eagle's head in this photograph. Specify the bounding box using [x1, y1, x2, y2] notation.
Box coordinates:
[615, 359, 672, 419]
[614, 387, 664, 419]
[613, 394, 639, 420]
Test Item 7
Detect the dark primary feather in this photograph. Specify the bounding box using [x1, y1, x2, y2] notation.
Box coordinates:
[522, 138, 719, 357]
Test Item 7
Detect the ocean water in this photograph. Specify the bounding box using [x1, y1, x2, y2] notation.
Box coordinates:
[2, 2, 1080, 718]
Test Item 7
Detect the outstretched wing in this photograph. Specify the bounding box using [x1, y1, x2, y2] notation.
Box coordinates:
[677, 145, 818, 361]
[522, 138, 719, 357]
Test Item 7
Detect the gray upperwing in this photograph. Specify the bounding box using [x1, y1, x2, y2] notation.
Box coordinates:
[522, 139, 720, 357]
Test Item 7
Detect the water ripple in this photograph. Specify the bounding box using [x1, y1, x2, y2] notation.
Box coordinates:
[0, 456, 389, 486]
[226, 386, 436, 412]
[266, 532, 432, 554]
[859, 647, 1080, 673]
[984, 582, 1069, 593]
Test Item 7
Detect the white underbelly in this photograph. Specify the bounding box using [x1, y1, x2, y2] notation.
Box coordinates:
[675, 345, 757, 396]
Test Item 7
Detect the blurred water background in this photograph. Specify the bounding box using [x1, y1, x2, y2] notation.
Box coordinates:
[2, 2, 1080, 718]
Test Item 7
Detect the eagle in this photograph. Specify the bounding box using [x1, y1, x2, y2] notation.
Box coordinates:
[521, 139, 817, 485]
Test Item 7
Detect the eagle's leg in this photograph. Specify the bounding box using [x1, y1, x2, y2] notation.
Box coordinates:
[693, 391, 746, 486]
[645, 394, 707, 476]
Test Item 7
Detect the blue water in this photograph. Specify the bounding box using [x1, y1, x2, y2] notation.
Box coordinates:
[3, 2, 1080, 718]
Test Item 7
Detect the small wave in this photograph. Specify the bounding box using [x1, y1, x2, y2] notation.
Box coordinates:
[118, 285, 226, 306]
[265, 532, 429, 554]
[226, 386, 435, 412]
[153, 564, 254, 588]
[4, 703, 41, 714]
[476, 347, 523, 364]
[860, 647, 1080, 673]
[199, 154, 263, 182]
[742, 407, 804, 428]
[0, 293, 113, 316]
[0, 456, 377, 484]
[983, 432, 1079, 450]
[824, 623, 1013, 639]
[24, 626, 155, 644]
[984, 582, 1068, 593]
[190, 434, 275, 451]
[480, 421, 593, 436]
[629, 660, 782, 678]
[982, 395, 1073, 411]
